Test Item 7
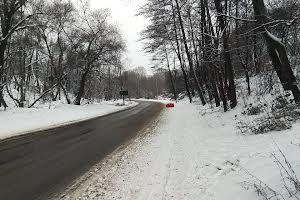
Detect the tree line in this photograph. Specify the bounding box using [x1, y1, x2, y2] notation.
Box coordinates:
[140, 0, 300, 111]
[0, 0, 126, 109]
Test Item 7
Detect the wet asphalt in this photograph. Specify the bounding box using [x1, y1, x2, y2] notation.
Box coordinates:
[0, 101, 164, 200]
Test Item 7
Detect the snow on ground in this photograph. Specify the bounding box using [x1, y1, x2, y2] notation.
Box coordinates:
[0, 100, 138, 140]
[133, 98, 174, 104]
[55, 100, 300, 200]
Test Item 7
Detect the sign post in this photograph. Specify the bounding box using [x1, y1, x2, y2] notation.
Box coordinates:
[119, 90, 129, 105]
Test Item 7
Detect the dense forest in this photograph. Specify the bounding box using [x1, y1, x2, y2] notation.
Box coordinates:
[1, 0, 300, 111]
[0, 0, 168, 109]
[140, 0, 300, 111]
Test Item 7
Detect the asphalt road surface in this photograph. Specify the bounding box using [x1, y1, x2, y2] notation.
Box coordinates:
[0, 101, 164, 200]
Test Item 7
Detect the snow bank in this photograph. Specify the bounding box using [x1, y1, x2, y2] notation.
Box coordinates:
[0, 100, 138, 140]
[133, 98, 174, 104]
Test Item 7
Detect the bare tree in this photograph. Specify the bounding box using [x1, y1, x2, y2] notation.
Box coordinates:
[0, 0, 38, 109]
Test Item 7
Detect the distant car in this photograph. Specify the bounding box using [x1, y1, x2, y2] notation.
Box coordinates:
[166, 103, 175, 108]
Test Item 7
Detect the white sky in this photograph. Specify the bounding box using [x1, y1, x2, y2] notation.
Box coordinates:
[89, 0, 152, 72]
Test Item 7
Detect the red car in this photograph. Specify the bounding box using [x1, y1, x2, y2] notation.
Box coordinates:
[166, 103, 175, 108]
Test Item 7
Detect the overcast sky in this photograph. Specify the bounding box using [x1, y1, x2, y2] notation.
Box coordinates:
[89, 0, 152, 72]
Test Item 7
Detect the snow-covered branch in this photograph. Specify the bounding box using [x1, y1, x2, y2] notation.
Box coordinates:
[14, 24, 41, 32]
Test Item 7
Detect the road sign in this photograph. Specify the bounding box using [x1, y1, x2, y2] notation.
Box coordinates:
[120, 90, 129, 105]
[119, 90, 129, 96]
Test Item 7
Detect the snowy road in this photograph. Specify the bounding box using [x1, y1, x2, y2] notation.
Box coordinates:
[0, 101, 164, 200]
[56, 100, 300, 200]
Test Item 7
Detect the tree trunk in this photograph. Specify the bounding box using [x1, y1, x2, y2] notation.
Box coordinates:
[252, 0, 300, 103]
[19, 46, 26, 107]
[212, 67, 221, 107]
[0, 41, 8, 109]
[60, 82, 71, 104]
[171, 3, 193, 103]
[174, 0, 206, 105]
[253, 30, 260, 74]
[165, 49, 177, 101]
[188, 9, 208, 102]
[235, 4, 251, 96]
[200, 0, 221, 107]
[74, 69, 89, 105]
[214, 0, 237, 108]
[0, 52, 7, 110]
[238, 53, 251, 95]
[218, 70, 228, 112]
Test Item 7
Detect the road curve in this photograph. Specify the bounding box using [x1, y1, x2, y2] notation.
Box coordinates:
[0, 101, 164, 200]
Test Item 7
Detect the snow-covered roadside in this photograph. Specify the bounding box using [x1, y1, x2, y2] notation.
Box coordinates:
[0, 100, 138, 140]
[55, 100, 300, 200]
[133, 98, 174, 104]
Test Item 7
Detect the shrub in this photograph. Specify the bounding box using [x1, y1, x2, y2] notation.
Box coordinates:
[243, 104, 265, 116]
[252, 118, 292, 134]
[237, 117, 292, 135]
[272, 95, 290, 110]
